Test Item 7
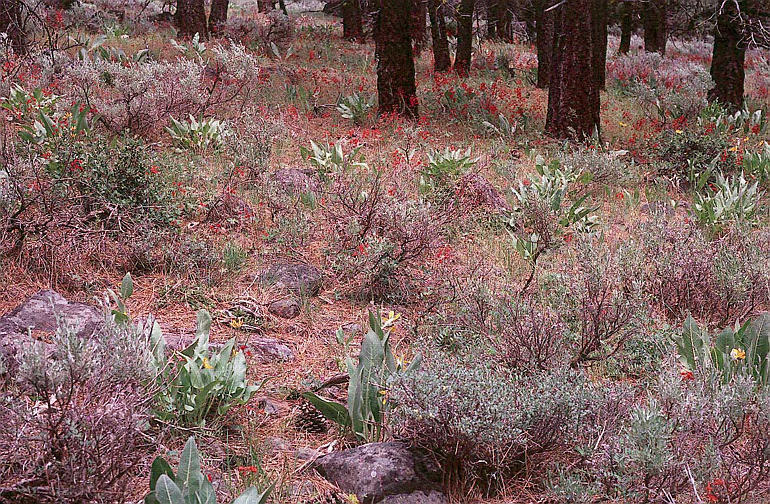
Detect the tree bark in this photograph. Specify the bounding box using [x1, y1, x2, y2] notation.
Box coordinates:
[257, 0, 274, 13]
[535, 0, 555, 88]
[497, 0, 513, 41]
[592, 0, 608, 89]
[0, 0, 26, 54]
[708, 0, 746, 111]
[619, 0, 633, 54]
[428, 0, 451, 71]
[375, 0, 418, 117]
[545, 0, 601, 140]
[175, 0, 208, 39]
[412, 0, 427, 54]
[209, 0, 229, 34]
[642, 0, 666, 54]
[487, 0, 498, 38]
[343, 0, 363, 40]
[454, 0, 475, 76]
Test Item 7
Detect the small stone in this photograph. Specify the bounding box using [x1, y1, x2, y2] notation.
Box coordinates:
[246, 337, 294, 362]
[264, 436, 292, 452]
[295, 447, 322, 460]
[268, 298, 301, 319]
[380, 491, 448, 504]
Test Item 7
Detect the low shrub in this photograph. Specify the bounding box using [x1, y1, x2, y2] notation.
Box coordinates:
[392, 351, 600, 494]
[0, 287, 153, 502]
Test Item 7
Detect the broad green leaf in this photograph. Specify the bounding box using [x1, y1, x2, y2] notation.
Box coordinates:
[177, 437, 202, 491]
[302, 392, 350, 427]
[155, 475, 184, 504]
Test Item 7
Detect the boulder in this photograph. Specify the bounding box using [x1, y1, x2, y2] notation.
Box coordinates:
[380, 491, 448, 504]
[313, 442, 444, 504]
[244, 337, 294, 362]
[268, 298, 301, 319]
[0, 290, 103, 371]
[260, 262, 322, 296]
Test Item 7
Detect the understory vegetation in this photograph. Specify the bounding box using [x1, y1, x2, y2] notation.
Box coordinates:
[0, 0, 769, 503]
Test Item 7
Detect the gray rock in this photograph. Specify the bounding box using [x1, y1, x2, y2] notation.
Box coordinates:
[268, 298, 301, 319]
[295, 446, 322, 460]
[246, 337, 294, 362]
[380, 491, 448, 504]
[313, 442, 443, 504]
[264, 436, 292, 452]
[260, 262, 322, 296]
[0, 290, 104, 372]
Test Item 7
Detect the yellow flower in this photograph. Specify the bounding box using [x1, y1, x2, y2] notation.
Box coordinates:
[346, 495, 360, 504]
[619, 121, 629, 127]
[202, 357, 214, 369]
[728, 146, 738, 152]
[381, 310, 402, 327]
[730, 348, 746, 360]
[230, 318, 244, 329]
[675, 129, 684, 134]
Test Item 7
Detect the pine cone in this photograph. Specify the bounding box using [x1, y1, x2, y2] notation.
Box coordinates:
[293, 399, 328, 433]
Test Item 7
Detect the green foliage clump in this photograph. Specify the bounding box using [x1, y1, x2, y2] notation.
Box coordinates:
[146, 437, 271, 504]
[151, 310, 263, 427]
[304, 311, 420, 443]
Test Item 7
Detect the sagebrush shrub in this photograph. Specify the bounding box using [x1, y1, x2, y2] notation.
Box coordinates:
[0, 307, 152, 502]
[324, 172, 447, 300]
[636, 219, 770, 325]
[392, 351, 600, 494]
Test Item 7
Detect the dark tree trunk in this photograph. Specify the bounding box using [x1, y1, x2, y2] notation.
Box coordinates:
[428, 0, 451, 71]
[642, 0, 666, 54]
[545, 0, 600, 140]
[619, 0, 633, 54]
[487, 0, 498, 38]
[708, 0, 746, 111]
[592, 0, 608, 89]
[175, 0, 208, 39]
[0, 0, 26, 54]
[411, 0, 427, 53]
[209, 0, 229, 34]
[375, 0, 418, 117]
[343, 0, 363, 40]
[258, 0, 274, 13]
[454, 0, 475, 76]
[278, 0, 287, 15]
[497, 0, 513, 41]
[535, 0, 555, 88]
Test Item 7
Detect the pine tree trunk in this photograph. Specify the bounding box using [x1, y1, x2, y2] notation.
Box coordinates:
[642, 0, 666, 54]
[487, 0, 498, 38]
[498, 0, 513, 41]
[428, 0, 451, 71]
[454, 0, 475, 76]
[0, 0, 25, 54]
[209, 0, 229, 35]
[545, 0, 600, 140]
[343, 0, 363, 40]
[592, 0, 607, 89]
[175, 0, 208, 39]
[535, 0, 555, 88]
[375, 0, 418, 117]
[412, 0, 427, 54]
[707, 0, 746, 111]
[257, 0, 274, 13]
[619, 1, 633, 54]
